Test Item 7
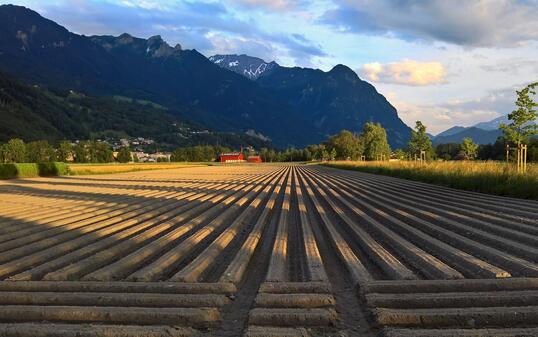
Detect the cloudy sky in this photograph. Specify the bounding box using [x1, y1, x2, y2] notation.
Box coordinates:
[6, 0, 538, 134]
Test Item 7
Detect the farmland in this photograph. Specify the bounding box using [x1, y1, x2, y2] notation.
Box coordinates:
[67, 162, 209, 175]
[0, 164, 537, 337]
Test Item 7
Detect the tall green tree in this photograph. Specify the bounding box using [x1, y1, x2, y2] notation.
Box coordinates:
[460, 137, 479, 160]
[201, 145, 216, 162]
[361, 123, 391, 160]
[56, 141, 73, 162]
[88, 142, 113, 163]
[268, 149, 277, 162]
[170, 148, 187, 162]
[326, 130, 362, 160]
[436, 143, 460, 160]
[190, 146, 204, 161]
[528, 138, 538, 162]
[259, 148, 270, 162]
[170, 145, 219, 162]
[117, 147, 132, 163]
[306, 144, 326, 161]
[0, 143, 8, 163]
[303, 148, 312, 161]
[73, 141, 89, 163]
[393, 149, 408, 160]
[5, 139, 26, 163]
[26, 140, 56, 163]
[500, 82, 538, 146]
[477, 137, 506, 161]
[408, 121, 434, 159]
[329, 148, 337, 161]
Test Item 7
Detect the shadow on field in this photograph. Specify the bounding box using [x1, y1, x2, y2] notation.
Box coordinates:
[0, 176, 270, 282]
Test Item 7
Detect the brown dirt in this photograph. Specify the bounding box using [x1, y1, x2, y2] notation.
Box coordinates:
[0, 164, 537, 335]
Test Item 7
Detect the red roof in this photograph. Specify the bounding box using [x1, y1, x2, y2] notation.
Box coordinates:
[220, 152, 244, 162]
[247, 156, 263, 163]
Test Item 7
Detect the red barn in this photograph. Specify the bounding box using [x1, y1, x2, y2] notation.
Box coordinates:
[219, 152, 245, 163]
[247, 155, 263, 163]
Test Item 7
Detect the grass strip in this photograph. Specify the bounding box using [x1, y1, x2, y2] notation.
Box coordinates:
[0, 163, 68, 179]
[323, 161, 538, 200]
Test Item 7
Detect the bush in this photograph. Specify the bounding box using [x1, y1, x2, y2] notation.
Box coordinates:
[0, 164, 18, 179]
[37, 162, 70, 176]
[117, 147, 132, 163]
[0, 163, 38, 179]
[0, 162, 69, 179]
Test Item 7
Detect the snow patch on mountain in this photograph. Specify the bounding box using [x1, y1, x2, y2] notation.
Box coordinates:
[209, 54, 279, 80]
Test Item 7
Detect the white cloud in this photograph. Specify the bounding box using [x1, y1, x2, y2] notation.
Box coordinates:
[396, 101, 502, 134]
[392, 85, 522, 134]
[359, 59, 447, 86]
[324, 0, 538, 47]
[204, 31, 278, 61]
[480, 57, 538, 75]
[230, 0, 303, 11]
[118, 1, 168, 10]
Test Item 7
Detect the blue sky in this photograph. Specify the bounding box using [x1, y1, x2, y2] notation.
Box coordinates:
[5, 0, 538, 134]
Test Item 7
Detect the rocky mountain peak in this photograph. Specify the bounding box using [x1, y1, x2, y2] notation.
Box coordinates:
[329, 64, 357, 77]
[209, 54, 279, 80]
[117, 33, 134, 44]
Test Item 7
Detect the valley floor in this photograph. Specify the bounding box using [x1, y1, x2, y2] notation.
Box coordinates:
[0, 164, 537, 336]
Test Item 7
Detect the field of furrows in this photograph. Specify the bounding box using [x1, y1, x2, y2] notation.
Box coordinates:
[0, 164, 537, 337]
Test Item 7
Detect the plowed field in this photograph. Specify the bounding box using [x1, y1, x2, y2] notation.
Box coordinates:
[0, 164, 537, 337]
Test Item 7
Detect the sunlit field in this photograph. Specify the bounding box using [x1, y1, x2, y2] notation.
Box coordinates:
[68, 162, 209, 175]
[324, 160, 538, 200]
[1, 164, 537, 336]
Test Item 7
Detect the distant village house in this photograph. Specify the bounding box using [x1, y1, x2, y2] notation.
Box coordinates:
[247, 155, 263, 163]
[219, 152, 244, 163]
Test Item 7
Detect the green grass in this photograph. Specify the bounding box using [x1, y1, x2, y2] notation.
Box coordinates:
[323, 160, 538, 200]
[0, 162, 69, 179]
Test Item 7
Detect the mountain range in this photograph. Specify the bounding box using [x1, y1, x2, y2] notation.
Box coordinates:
[0, 4, 412, 148]
[430, 114, 517, 145]
[473, 115, 510, 131]
[432, 126, 502, 145]
[0, 70, 271, 149]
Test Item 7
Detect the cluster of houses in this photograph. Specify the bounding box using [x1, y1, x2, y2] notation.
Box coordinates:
[71, 138, 263, 163]
[115, 137, 155, 152]
[126, 151, 263, 163]
[131, 152, 171, 162]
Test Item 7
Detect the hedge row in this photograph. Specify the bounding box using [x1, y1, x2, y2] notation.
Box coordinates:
[0, 162, 69, 179]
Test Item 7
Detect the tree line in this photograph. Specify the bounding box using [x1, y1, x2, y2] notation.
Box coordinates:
[257, 121, 425, 162]
[0, 139, 136, 163]
[259, 122, 392, 162]
[2, 124, 535, 164]
[170, 145, 231, 162]
[436, 138, 538, 161]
